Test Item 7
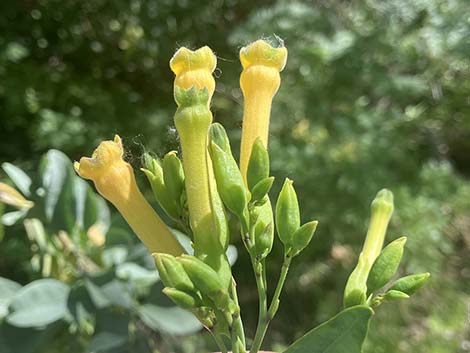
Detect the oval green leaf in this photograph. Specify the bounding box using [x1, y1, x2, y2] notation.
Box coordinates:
[283, 305, 373, 353]
[6, 279, 70, 328]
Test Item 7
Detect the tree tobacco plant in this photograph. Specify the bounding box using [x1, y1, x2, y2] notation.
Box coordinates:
[74, 39, 430, 353]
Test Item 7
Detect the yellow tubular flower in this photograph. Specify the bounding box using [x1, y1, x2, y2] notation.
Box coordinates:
[170, 46, 229, 251]
[171, 47, 231, 290]
[239, 39, 288, 180]
[74, 135, 184, 256]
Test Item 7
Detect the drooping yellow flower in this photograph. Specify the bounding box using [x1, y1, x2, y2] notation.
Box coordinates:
[74, 135, 184, 255]
[239, 39, 288, 181]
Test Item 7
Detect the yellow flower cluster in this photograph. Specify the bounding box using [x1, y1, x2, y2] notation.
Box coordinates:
[75, 39, 287, 262]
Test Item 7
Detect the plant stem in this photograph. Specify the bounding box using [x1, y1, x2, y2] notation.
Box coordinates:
[250, 254, 292, 353]
[250, 257, 268, 353]
[231, 278, 246, 347]
[268, 254, 291, 318]
[211, 329, 228, 353]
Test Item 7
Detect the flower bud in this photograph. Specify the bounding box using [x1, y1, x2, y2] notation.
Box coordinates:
[343, 189, 395, 308]
[153, 253, 194, 292]
[383, 290, 409, 301]
[292, 221, 318, 255]
[275, 178, 300, 248]
[250, 177, 274, 204]
[178, 254, 225, 295]
[364, 189, 394, 265]
[390, 273, 430, 295]
[209, 123, 232, 154]
[367, 236, 407, 293]
[162, 287, 202, 309]
[178, 254, 232, 310]
[162, 151, 185, 202]
[141, 153, 179, 220]
[254, 222, 273, 259]
[209, 141, 247, 219]
[247, 138, 270, 191]
[0, 182, 34, 209]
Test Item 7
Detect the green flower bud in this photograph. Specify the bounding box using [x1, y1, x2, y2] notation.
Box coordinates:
[162, 287, 202, 309]
[209, 141, 247, 219]
[344, 189, 395, 308]
[371, 289, 410, 307]
[209, 123, 232, 154]
[154, 252, 172, 286]
[162, 151, 185, 202]
[275, 178, 300, 248]
[178, 255, 233, 311]
[390, 273, 430, 295]
[383, 290, 409, 301]
[247, 138, 269, 191]
[250, 176, 274, 203]
[254, 222, 273, 259]
[292, 221, 318, 255]
[153, 253, 194, 292]
[141, 154, 179, 220]
[367, 236, 407, 293]
[364, 189, 394, 265]
[178, 254, 225, 295]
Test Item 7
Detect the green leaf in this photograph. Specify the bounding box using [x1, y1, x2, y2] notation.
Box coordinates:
[1, 163, 32, 197]
[6, 279, 70, 328]
[0, 277, 22, 319]
[87, 309, 129, 352]
[0, 322, 62, 353]
[367, 237, 406, 293]
[101, 246, 128, 268]
[67, 285, 95, 334]
[283, 306, 373, 353]
[40, 149, 72, 221]
[137, 304, 202, 335]
[116, 262, 159, 288]
[85, 277, 132, 309]
[247, 137, 270, 191]
[1, 210, 28, 226]
[72, 176, 88, 228]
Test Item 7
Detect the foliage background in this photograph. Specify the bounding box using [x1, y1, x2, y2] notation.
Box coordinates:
[0, 0, 469, 352]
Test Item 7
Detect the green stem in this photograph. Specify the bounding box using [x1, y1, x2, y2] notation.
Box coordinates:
[250, 254, 292, 353]
[213, 332, 228, 353]
[231, 278, 246, 347]
[268, 254, 291, 318]
[250, 257, 268, 353]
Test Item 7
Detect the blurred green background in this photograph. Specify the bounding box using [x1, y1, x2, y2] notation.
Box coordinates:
[0, 0, 469, 352]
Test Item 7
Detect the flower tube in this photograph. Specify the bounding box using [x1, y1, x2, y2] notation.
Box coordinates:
[74, 135, 184, 255]
[239, 39, 288, 180]
[170, 46, 228, 252]
[170, 46, 231, 290]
